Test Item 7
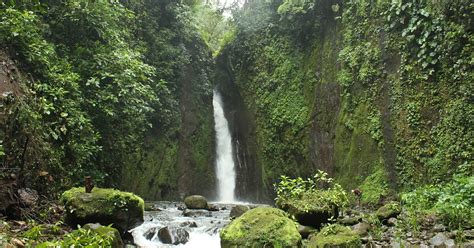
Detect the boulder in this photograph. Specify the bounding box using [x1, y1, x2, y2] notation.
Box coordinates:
[83, 223, 123, 248]
[220, 207, 301, 247]
[207, 204, 219, 211]
[375, 201, 401, 221]
[158, 227, 173, 244]
[61, 187, 144, 235]
[173, 228, 190, 245]
[184, 195, 208, 209]
[276, 191, 338, 228]
[352, 222, 371, 236]
[229, 205, 250, 218]
[157, 226, 189, 245]
[308, 224, 361, 248]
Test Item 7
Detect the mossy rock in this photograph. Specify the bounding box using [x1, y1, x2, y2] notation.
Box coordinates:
[276, 191, 338, 228]
[84, 223, 123, 248]
[220, 207, 302, 248]
[308, 224, 361, 248]
[61, 187, 144, 234]
[184, 195, 208, 209]
[375, 201, 401, 221]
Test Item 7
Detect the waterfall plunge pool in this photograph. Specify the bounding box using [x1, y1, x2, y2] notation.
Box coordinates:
[131, 201, 258, 248]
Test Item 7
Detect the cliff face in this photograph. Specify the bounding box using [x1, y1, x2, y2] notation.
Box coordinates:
[121, 37, 216, 201]
[215, 52, 264, 202]
[215, 0, 473, 201]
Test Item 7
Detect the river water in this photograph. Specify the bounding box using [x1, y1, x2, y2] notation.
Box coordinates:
[131, 202, 238, 248]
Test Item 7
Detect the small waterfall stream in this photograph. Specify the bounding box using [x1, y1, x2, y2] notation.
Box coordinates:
[212, 90, 236, 203]
[130, 90, 241, 247]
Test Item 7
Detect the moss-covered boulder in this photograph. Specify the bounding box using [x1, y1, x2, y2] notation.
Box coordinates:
[375, 201, 401, 221]
[184, 195, 208, 209]
[308, 224, 361, 248]
[83, 223, 123, 248]
[229, 205, 250, 218]
[220, 207, 301, 247]
[276, 191, 338, 228]
[61, 187, 144, 235]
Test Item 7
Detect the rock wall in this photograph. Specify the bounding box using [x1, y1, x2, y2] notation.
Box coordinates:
[120, 38, 216, 201]
[215, 0, 473, 201]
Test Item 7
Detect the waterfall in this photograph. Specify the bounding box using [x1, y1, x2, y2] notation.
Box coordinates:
[213, 89, 236, 203]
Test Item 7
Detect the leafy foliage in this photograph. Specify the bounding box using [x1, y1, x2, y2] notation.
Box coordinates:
[0, 0, 215, 198]
[402, 175, 474, 229]
[274, 170, 349, 211]
[36, 226, 114, 248]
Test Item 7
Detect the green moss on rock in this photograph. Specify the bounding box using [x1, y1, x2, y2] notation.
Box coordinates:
[276, 190, 339, 228]
[375, 201, 401, 221]
[308, 224, 361, 248]
[61, 187, 144, 234]
[184, 195, 208, 209]
[220, 207, 301, 248]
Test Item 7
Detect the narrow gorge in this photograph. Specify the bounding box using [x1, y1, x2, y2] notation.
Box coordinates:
[0, 0, 472, 247]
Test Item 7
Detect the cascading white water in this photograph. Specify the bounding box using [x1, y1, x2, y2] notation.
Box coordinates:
[213, 90, 236, 203]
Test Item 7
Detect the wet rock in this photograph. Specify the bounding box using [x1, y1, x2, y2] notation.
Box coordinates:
[430, 233, 448, 247]
[220, 207, 301, 248]
[352, 222, 371, 236]
[144, 227, 157, 240]
[229, 205, 250, 218]
[173, 228, 190, 245]
[207, 204, 219, 211]
[298, 224, 317, 239]
[158, 226, 189, 245]
[387, 217, 397, 226]
[184, 195, 208, 209]
[158, 227, 173, 244]
[156, 226, 190, 245]
[179, 221, 197, 228]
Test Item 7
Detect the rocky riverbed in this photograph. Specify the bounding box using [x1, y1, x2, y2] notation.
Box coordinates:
[131, 200, 474, 247]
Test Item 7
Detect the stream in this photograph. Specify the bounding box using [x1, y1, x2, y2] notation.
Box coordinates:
[131, 201, 245, 248]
